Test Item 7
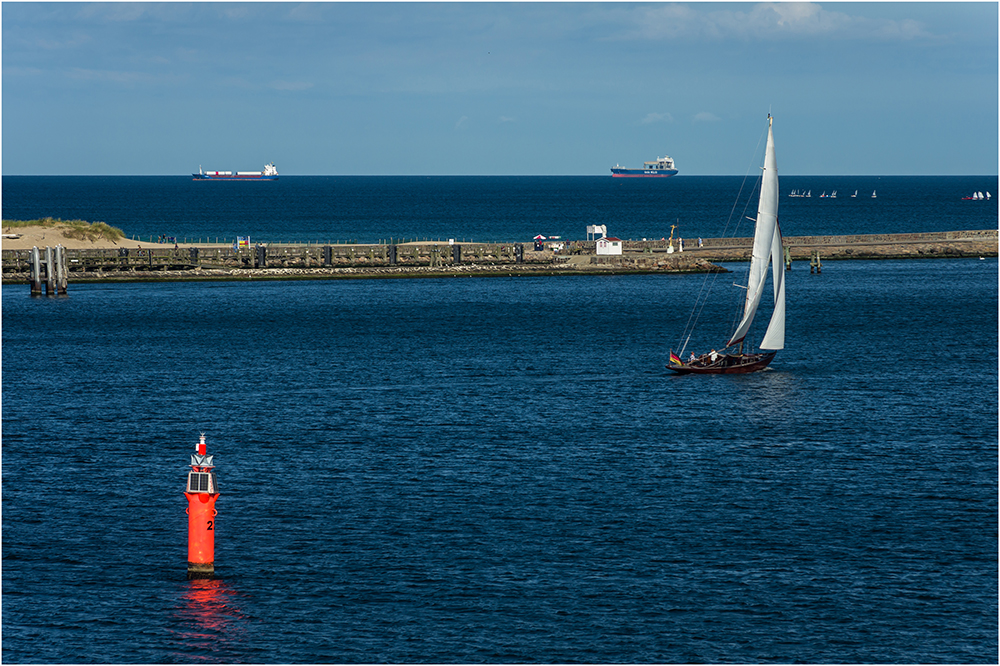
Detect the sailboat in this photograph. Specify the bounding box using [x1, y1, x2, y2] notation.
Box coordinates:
[962, 191, 990, 200]
[668, 115, 785, 375]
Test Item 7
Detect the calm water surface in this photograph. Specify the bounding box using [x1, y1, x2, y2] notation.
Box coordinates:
[2, 258, 996, 663]
[3, 175, 997, 244]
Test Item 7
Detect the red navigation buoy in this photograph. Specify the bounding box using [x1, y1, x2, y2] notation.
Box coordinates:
[185, 434, 220, 579]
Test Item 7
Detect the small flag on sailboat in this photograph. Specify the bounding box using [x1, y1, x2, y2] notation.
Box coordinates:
[669, 352, 683, 366]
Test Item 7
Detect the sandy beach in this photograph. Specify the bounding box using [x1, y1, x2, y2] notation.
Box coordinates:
[0, 225, 209, 251]
[0, 226, 432, 252]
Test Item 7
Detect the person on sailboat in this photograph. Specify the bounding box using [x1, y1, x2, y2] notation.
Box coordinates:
[710, 350, 718, 362]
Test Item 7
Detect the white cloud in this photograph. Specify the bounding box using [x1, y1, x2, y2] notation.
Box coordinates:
[79, 3, 148, 22]
[628, 2, 936, 42]
[3, 66, 44, 78]
[75, 3, 191, 24]
[499, 116, 516, 123]
[693, 112, 720, 123]
[68, 67, 153, 85]
[219, 6, 252, 21]
[35, 34, 93, 51]
[640, 112, 674, 125]
[285, 3, 328, 23]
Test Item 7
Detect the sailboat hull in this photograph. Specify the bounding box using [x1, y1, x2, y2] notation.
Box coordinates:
[667, 352, 776, 375]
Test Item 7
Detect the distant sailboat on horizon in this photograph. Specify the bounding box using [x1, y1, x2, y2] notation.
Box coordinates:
[962, 191, 991, 200]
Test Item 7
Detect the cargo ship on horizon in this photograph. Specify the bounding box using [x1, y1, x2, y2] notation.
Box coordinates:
[611, 155, 678, 177]
[193, 162, 278, 180]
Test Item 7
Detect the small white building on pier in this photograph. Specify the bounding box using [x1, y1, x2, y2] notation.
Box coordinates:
[596, 237, 623, 256]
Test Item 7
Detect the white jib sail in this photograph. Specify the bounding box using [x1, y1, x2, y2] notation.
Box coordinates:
[759, 220, 785, 349]
[727, 115, 784, 350]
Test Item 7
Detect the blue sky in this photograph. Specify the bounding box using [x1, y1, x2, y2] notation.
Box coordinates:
[3, 2, 997, 175]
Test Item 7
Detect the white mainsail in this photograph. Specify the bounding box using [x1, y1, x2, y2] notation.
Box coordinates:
[727, 115, 785, 350]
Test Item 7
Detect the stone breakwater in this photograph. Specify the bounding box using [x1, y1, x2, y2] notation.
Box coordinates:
[681, 229, 998, 261]
[1, 230, 995, 283]
[0, 257, 727, 283]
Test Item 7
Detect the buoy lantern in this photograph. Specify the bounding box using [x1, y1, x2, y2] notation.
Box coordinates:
[185, 433, 219, 579]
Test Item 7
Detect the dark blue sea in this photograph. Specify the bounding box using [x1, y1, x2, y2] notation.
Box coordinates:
[2, 176, 998, 664]
[2, 175, 998, 244]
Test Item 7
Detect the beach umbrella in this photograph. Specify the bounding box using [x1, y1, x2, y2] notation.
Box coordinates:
[533, 235, 547, 240]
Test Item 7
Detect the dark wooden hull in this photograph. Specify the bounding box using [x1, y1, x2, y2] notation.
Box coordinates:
[667, 352, 776, 375]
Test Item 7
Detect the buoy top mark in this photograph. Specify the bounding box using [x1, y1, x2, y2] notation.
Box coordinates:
[191, 433, 214, 469]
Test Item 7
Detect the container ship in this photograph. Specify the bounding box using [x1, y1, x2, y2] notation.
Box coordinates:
[610, 155, 678, 177]
[193, 162, 278, 180]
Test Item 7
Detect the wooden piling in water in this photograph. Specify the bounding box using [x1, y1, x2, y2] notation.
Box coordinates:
[54, 245, 68, 294]
[44, 247, 56, 294]
[28, 245, 69, 295]
[30, 247, 43, 295]
[810, 250, 822, 274]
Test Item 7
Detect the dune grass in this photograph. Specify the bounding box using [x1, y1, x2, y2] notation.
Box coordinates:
[2, 217, 126, 243]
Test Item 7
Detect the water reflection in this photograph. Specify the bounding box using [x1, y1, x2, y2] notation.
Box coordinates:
[170, 578, 249, 662]
[729, 369, 805, 437]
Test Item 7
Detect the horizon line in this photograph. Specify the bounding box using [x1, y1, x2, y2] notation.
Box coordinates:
[4, 173, 999, 178]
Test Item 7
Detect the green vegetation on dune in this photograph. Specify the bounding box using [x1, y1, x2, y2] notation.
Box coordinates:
[2, 217, 126, 243]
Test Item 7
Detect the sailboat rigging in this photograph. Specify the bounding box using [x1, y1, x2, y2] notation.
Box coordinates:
[668, 114, 785, 375]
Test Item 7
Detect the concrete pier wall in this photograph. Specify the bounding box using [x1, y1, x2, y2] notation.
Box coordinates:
[1, 231, 995, 282]
[1, 242, 533, 274]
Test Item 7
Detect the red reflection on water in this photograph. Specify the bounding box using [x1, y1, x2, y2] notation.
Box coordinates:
[183, 578, 234, 631]
[172, 578, 247, 661]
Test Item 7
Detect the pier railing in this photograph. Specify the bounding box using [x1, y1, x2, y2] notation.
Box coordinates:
[1, 242, 535, 273]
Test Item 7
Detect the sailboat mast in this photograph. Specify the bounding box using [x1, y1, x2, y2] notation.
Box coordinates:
[727, 114, 779, 349]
